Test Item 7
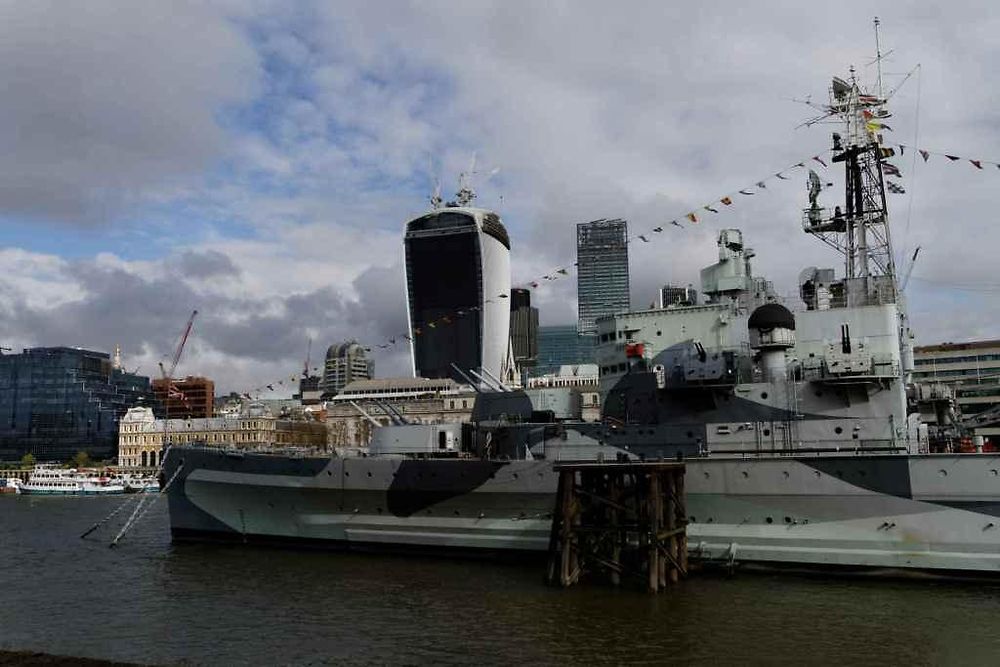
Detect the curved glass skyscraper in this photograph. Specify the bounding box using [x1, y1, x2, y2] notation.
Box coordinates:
[404, 206, 512, 385]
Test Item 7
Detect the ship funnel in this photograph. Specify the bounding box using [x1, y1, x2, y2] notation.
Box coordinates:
[748, 304, 796, 381]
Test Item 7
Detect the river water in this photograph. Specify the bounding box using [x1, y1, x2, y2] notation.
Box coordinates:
[2, 495, 1000, 665]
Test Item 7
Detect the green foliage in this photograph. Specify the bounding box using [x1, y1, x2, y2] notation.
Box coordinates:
[71, 451, 92, 469]
[20, 453, 36, 468]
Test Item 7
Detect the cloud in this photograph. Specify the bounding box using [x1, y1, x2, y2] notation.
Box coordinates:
[1, 0, 999, 395]
[0, 1, 260, 223]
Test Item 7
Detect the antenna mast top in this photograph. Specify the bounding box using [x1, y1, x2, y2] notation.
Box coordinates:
[800, 19, 899, 307]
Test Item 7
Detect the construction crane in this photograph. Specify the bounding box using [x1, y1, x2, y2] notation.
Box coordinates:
[159, 310, 198, 383]
[303, 338, 312, 378]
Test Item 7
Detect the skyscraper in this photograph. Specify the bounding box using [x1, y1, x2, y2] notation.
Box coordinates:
[576, 218, 630, 335]
[404, 206, 512, 384]
[509, 287, 538, 371]
[321, 341, 374, 397]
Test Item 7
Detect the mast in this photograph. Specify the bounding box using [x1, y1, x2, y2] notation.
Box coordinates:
[802, 66, 898, 307]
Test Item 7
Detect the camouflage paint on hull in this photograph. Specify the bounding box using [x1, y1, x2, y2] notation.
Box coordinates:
[163, 448, 1000, 573]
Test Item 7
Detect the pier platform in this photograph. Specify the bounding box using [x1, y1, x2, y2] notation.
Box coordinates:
[546, 461, 687, 592]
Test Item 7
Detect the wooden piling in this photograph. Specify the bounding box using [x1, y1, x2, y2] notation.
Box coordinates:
[545, 462, 687, 593]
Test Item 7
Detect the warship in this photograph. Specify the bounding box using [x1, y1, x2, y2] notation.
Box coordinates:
[161, 68, 1000, 575]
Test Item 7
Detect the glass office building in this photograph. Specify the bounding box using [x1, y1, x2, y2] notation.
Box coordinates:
[534, 325, 596, 377]
[404, 207, 512, 384]
[0, 347, 153, 462]
[576, 219, 630, 335]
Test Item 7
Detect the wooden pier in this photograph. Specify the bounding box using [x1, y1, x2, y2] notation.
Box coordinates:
[546, 462, 687, 593]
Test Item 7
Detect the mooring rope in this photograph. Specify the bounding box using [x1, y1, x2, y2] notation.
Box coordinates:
[79, 490, 146, 539]
[109, 463, 184, 548]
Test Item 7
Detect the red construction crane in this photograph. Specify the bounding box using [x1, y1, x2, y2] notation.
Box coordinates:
[159, 310, 198, 382]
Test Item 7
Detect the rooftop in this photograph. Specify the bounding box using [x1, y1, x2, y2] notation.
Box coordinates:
[914, 339, 1000, 354]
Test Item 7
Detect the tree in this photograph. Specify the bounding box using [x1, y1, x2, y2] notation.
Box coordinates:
[20, 453, 36, 468]
[72, 450, 92, 469]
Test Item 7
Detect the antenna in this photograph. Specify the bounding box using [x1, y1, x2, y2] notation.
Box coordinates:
[801, 38, 900, 306]
[873, 17, 884, 102]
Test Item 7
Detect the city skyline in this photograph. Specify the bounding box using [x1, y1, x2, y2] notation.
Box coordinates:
[2, 3, 999, 395]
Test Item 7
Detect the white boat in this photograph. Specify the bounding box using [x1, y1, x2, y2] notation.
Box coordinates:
[123, 476, 160, 494]
[18, 467, 125, 496]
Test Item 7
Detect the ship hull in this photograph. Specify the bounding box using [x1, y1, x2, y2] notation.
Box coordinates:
[163, 448, 1000, 574]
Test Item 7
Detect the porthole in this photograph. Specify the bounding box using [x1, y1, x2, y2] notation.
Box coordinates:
[765, 516, 774, 524]
[741, 471, 749, 478]
[784, 516, 792, 524]
[686, 431, 694, 438]
[763, 429, 771, 436]
[689, 516, 697, 523]
[703, 471, 710, 479]
[939, 469, 948, 477]
[782, 471, 789, 479]
[367, 471, 372, 477]
[707, 517, 714, 524]
[991, 469, 999, 477]
[761, 392, 769, 400]
[345, 471, 350, 477]
[835, 426, 843, 435]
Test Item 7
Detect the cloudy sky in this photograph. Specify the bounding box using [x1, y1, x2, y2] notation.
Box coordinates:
[1, 1, 997, 394]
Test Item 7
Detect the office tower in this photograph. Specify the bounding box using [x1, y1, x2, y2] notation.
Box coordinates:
[321, 341, 374, 397]
[576, 218, 630, 335]
[404, 206, 512, 384]
[509, 287, 539, 370]
[534, 325, 596, 377]
[0, 347, 152, 461]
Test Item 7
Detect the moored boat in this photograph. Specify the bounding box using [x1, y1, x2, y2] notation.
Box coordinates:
[18, 466, 125, 496]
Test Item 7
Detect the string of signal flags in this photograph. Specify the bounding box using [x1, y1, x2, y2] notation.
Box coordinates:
[241, 139, 996, 398]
